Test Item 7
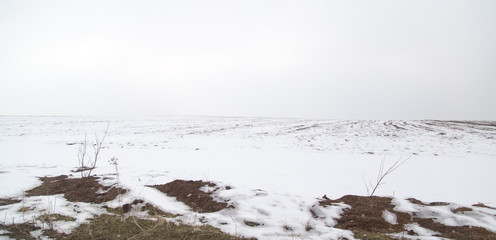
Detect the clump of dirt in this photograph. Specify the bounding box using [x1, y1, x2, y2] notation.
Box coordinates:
[105, 199, 180, 218]
[26, 175, 126, 204]
[121, 199, 145, 213]
[18, 206, 33, 212]
[407, 197, 449, 206]
[452, 207, 473, 213]
[149, 180, 230, 213]
[283, 225, 294, 232]
[0, 198, 21, 206]
[104, 199, 145, 215]
[416, 218, 496, 240]
[320, 195, 411, 234]
[244, 220, 262, 227]
[473, 203, 496, 210]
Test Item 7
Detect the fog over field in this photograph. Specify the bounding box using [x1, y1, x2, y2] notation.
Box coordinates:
[1, 0, 495, 119]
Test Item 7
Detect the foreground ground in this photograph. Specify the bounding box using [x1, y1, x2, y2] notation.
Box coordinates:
[1, 174, 495, 240]
[1, 116, 495, 239]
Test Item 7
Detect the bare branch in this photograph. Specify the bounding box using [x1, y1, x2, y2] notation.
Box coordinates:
[77, 134, 88, 177]
[369, 156, 410, 197]
[87, 123, 109, 177]
[77, 123, 110, 178]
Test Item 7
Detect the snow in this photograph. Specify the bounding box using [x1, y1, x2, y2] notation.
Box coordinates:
[396, 224, 443, 239]
[395, 199, 496, 233]
[382, 210, 398, 225]
[1, 116, 496, 239]
[0, 194, 105, 235]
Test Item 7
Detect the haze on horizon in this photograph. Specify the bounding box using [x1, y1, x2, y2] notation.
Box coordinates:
[1, 0, 495, 120]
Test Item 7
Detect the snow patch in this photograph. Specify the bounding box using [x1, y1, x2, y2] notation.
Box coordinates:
[382, 210, 398, 224]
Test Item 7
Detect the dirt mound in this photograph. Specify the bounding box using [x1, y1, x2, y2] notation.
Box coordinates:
[320, 195, 411, 234]
[149, 180, 230, 213]
[416, 218, 496, 240]
[26, 175, 126, 204]
[319, 195, 496, 240]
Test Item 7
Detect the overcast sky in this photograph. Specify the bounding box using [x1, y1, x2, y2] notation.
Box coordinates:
[1, 0, 495, 120]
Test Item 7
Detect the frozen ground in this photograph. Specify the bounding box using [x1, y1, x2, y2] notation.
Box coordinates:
[1, 116, 495, 239]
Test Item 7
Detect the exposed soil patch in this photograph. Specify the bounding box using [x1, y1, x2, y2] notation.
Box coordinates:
[320, 195, 411, 234]
[445, 120, 496, 128]
[0, 198, 21, 206]
[149, 180, 230, 213]
[244, 220, 262, 227]
[18, 206, 33, 212]
[104, 199, 180, 218]
[416, 218, 496, 240]
[319, 195, 496, 240]
[473, 203, 496, 210]
[407, 197, 449, 206]
[121, 199, 145, 214]
[453, 207, 473, 213]
[141, 202, 180, 218]
[25, 175, 126, 204]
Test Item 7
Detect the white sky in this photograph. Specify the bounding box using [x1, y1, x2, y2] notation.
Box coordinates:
[1, 0, 495, 119]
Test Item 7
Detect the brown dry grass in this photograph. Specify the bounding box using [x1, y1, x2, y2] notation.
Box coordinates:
[42, 214, 255, 240]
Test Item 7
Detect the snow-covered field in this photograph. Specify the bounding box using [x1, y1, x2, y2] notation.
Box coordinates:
[1, 116, 495, 239]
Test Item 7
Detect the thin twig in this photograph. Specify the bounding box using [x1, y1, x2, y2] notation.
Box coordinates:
[368, 156, 410, 197]
[87, 123, 109, 177]
[78, 134, 88, 177]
